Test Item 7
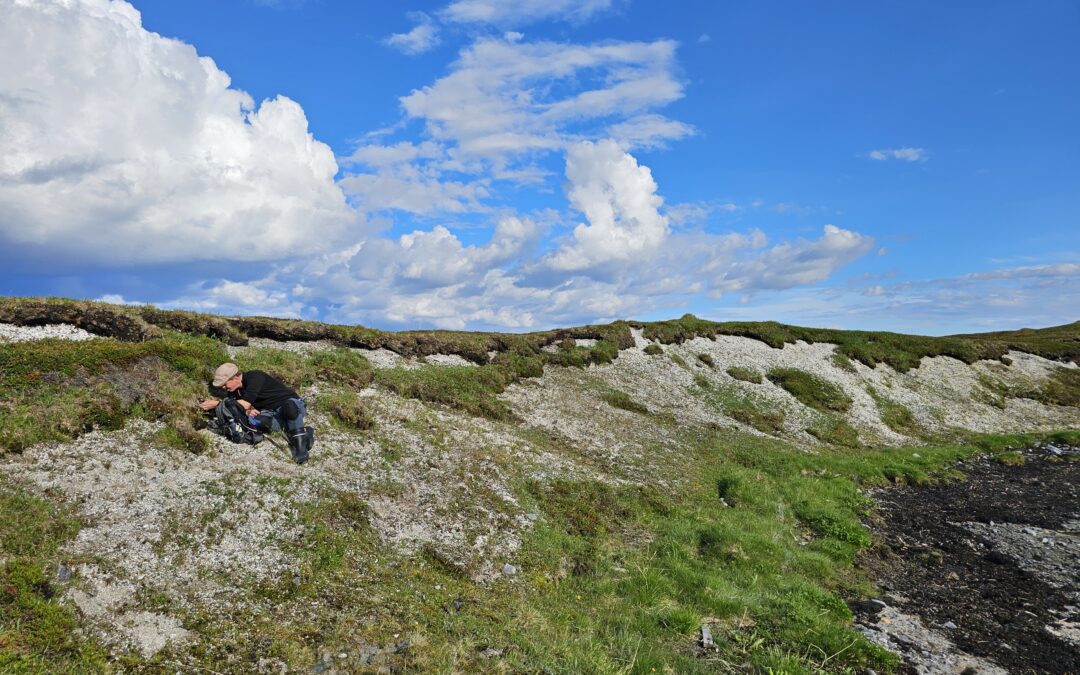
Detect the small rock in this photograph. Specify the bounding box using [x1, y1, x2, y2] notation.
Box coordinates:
[502, 563, 517, 576]
[945, 571, 960, 582]
[338, 653, 347, 659]
[701, 624, 715, 649]
[942, 621, 957, 629]
[56, 563, 72, 583]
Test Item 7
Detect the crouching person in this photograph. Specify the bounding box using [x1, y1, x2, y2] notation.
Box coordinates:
[200, 362, 314, 464]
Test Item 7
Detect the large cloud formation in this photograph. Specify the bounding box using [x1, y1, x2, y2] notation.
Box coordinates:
[4, 1, 880, 330]
[0, 0, 355, 264]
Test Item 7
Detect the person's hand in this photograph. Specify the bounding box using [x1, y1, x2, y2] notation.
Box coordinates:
[248, 408, 260, 417]
[199, 399, 219, 411]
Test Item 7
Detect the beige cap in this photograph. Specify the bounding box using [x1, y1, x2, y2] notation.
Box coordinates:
[212, 362, 239, 387]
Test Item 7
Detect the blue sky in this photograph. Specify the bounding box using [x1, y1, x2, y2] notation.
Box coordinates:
[2, 0, 1077, 334]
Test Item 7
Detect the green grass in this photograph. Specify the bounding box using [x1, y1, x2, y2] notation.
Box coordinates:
[601, 389, 650, 415]
[375, 365, 517, 420]
[0, 482, 109, 671]
[692, 376, 786, 436]
[767, 368, 853, 413]
[726, 366, 763, 384]
[0, 333, 225, 453]
[320, 391, 376, 430]
[866, 387, 919, 435]
[696, 353, 715, 368]
[807, 417, 862, 448]
[643, 343, 663, 356]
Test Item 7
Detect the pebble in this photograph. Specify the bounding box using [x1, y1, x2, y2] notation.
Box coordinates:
[56, 563, 72, 582]
[501, 563, 517, 576]
[942, 621, 957, 629]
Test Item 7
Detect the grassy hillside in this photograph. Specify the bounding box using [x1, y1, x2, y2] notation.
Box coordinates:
[1, 296, 1078, 673]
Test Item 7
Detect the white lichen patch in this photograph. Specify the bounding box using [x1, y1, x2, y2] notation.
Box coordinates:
[0, 322, 98, 342]
[68, 565, 189, 658]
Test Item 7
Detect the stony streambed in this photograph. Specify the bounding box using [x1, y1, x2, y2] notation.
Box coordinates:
[856, 443, 1079, 674]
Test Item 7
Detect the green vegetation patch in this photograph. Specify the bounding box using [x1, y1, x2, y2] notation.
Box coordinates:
[600, 388, 650, 415]
[0, 333, 225, 453]
[990, 365, 1080, 408]
[320, 391, 375, 430]
[543, 339, 621, 368]
[726, 366, 763, 384]
[867, 386, 919, 435]
[0, 482, 108, 670]
[643, 343, 663, 356]
[375, 365, 516, 420]
[767, 368, 853, 413]
[807, 417, 862, 448]
[697, 353, 716, 368]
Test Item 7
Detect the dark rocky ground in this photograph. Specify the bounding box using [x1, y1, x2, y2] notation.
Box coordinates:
[857, 442, 1079, 674]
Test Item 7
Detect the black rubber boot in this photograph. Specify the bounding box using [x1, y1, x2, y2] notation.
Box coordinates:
[288, 430, 309, 464]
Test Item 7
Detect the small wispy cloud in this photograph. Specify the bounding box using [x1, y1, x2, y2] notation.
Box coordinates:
[440, 0, 615, 27]
[384, 13, 440, 55]
[868, 147, 927, 162]
[698, 34, 711, 44]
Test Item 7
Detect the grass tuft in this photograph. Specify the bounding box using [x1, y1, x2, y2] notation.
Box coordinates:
[726, 366, 763, 384]
[767, 368, 853, 413]
[320, 391, 376, 430]
[600, 389, 650, 415]
[375, 365, 515, 420]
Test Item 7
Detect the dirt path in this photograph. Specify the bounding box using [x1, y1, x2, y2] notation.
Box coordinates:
[857, 442, 1079, 674]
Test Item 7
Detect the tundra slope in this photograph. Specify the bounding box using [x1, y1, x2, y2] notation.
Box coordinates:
[0, 301, 1077, 671]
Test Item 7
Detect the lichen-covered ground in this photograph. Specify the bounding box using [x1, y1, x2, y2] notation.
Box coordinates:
[1, 321, 1078, 671]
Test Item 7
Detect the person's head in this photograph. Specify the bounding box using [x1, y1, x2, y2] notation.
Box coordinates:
[212, 363, 243, 392]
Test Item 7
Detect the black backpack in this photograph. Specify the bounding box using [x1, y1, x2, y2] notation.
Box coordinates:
[206, 398, 265, 445]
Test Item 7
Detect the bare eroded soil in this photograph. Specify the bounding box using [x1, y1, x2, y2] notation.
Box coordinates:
[858, 444, 1079, 674]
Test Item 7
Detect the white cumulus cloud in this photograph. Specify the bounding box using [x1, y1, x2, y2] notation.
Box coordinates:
[0, 0, 355, 265]
[547, 140, 669, 271]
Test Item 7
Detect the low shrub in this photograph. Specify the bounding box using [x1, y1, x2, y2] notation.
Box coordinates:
[697, 353, 715, 368]
[643, 343, 663, 356]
